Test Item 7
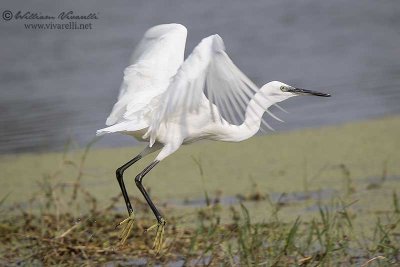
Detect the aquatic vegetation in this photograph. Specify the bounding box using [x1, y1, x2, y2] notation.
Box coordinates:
[0, 117, 399, 265]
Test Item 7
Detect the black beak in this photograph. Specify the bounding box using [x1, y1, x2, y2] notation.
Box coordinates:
[288, 88, 331, 97]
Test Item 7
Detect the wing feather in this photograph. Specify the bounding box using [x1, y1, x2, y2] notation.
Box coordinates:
[105, 24, 187, 126]
[145, 34, 278, 146]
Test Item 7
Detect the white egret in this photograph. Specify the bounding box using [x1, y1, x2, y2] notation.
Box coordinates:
[97, 23, 330, 252]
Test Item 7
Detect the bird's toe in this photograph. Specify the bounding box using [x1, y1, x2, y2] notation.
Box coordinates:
[145, 218, 167, 253]
[117, 212, 136, 245]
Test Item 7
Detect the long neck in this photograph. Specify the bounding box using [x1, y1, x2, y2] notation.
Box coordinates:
[218, 88, 287, 142]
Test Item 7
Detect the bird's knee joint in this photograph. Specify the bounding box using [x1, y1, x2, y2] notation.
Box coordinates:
[116, 168, 124, 180]
[134, 174, 142, 185]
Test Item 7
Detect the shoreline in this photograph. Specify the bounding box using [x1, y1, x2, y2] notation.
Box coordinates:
[1, 115, 399, 214]
[0, 114, 396, 157]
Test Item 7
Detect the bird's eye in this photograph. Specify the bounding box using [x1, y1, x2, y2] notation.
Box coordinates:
[280, 86, 287, 91]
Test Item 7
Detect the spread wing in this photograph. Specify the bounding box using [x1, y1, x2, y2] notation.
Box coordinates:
[145, 34, 277, 146]
[104, 24, 187, 126]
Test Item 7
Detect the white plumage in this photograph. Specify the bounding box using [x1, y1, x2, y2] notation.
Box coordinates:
[98, 23, 329, 160]
[97, 24, 330, 251]
[102, 24, 187, 131]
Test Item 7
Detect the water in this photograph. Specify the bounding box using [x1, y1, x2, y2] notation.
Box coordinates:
[165, 188, 338, 208]
[1, 0, 400, 154]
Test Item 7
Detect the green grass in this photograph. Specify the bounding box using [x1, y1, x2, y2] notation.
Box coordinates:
[0, 116, 399, 265]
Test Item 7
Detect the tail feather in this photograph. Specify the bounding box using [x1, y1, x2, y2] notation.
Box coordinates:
[96, 121, 148, 136]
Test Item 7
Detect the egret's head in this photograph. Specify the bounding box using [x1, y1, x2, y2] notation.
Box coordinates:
[262, 81, 330, 102]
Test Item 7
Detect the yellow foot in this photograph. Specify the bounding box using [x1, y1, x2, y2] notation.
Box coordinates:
[145, 218, 166, 253]
[117, 212, 135, 245]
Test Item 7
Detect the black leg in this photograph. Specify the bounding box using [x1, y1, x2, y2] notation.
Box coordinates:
[116, 154, 142, 215]
[134, 161, 163, 222]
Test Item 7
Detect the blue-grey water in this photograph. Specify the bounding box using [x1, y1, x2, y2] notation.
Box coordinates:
[1, 0, 399, 154]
